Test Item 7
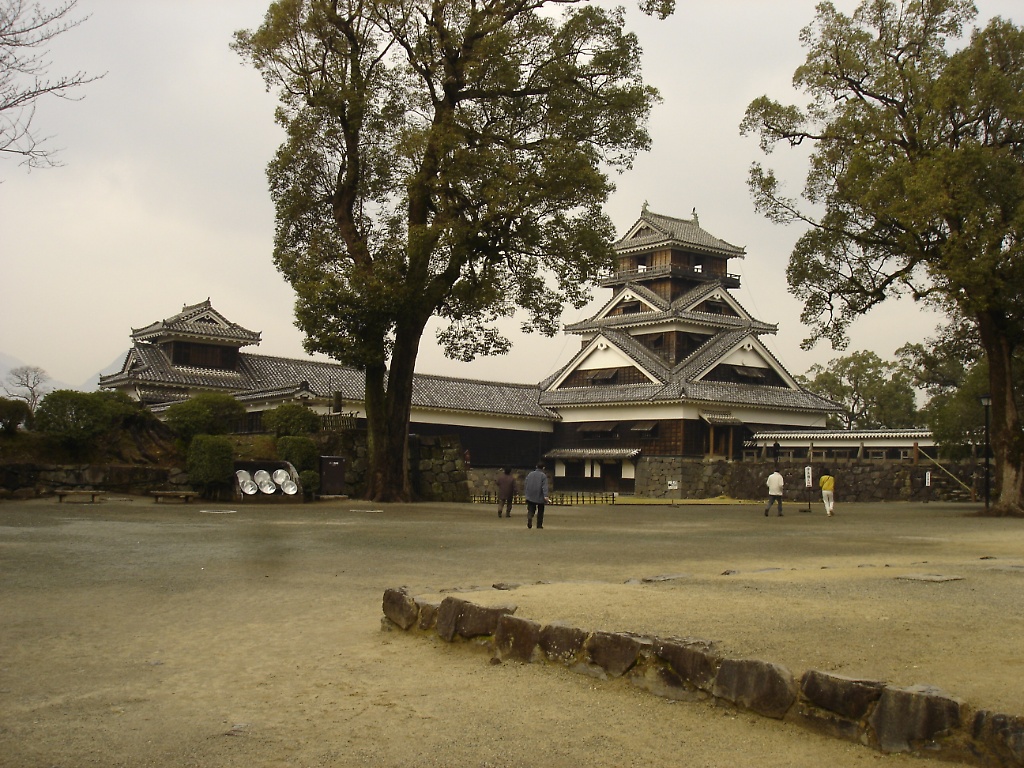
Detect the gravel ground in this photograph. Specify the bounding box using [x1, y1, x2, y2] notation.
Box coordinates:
[1, 496, 1021, 767]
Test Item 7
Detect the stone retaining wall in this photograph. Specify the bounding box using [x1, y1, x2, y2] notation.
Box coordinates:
[636, 458, 984, 503]
[0, 463, 189, 500]
[0, 433, 472, 503]
[382, 587, 1024, 767]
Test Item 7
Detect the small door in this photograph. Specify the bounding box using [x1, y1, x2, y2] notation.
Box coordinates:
[319, 456, 346, 495]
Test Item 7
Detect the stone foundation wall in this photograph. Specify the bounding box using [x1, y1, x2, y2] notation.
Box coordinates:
[382, 588, 1024, 767]
[636, 458, 986, 503]
[409, 435, 471, 503]
[0, 433, 471, 503]
[465, 467, 532, 501]
[0, 463, 190, 499]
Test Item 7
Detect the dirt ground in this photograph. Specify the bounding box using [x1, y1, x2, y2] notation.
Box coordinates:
[2, 496, 1022, 768]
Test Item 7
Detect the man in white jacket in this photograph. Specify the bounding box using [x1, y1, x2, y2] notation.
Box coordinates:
[765, 470, 784, 517]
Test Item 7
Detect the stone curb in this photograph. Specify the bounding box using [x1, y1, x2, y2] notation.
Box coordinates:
[381, 587, 1024, 767]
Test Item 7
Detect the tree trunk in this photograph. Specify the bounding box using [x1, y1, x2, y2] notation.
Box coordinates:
[363, 320, 425, 503]
[978, 312, 1024, 516]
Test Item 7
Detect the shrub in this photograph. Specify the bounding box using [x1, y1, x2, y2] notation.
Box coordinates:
[187, 435, 235, 497]
[165, 393, 246, 447]
[299, 469, 320, 498]
[277, 435, 318, 473]
[0, 397, 31, 435]
[262, 403, 320, 436]
[33, 390, 150, 456]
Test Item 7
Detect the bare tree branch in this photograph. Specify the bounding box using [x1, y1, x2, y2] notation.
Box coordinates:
[0, 0, 102, 170]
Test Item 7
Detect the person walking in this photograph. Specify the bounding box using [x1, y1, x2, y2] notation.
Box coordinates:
[765, 469, 784, 517]
[819, 467, 836, 516]
[495, 466, 516, 518]
[524, 462, 549, 529]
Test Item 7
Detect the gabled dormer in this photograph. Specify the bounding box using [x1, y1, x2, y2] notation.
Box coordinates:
[130, 299, 261, 372]
[549, 334, 663, 391]
[602, 206, 746, 302]
[695, 336, 797, 389]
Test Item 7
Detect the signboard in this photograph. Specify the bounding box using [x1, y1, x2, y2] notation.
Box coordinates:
[667, 480, 679, 490]
[805, 466, 813, 488]
[925, 471, 932, 487]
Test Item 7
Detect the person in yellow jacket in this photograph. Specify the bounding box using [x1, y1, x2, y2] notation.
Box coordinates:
[819, 468, 836, 516]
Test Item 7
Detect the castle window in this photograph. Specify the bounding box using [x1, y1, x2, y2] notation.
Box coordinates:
[170, 341, 238, 370]
[577, 423, 618, 439]
[588, 370, 619, 385]
[735, 366, 767, 381]
[630, 421, 659, 437]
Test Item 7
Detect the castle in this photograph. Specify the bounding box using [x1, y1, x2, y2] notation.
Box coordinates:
[100, 207, 837, 493]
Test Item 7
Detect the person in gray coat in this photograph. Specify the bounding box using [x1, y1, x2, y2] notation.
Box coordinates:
[524, 463, 549, 529]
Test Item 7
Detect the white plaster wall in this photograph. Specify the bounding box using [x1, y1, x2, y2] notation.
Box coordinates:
[575, 345, 633, 370]
[720, 347, 770, 367]
[409, 410, 554, 432]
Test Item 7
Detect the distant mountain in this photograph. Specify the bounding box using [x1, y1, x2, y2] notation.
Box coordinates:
[77, 351, 130, 392]
[1, 351, 77, 395]
[0, 351, 27, 379]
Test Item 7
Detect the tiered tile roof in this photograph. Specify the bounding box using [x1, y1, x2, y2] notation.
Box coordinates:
[131, 299, 261, 346]
[101, 342, 555, 420]
[613, 209, 746, 259]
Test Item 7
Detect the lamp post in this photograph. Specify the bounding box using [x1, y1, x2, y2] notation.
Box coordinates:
[980, 395, 991, 511]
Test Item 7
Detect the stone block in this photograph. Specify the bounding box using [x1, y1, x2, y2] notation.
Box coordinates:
[971, 710, 1024, 767]
[868, 684, 963, 754]
[416, 598, 440, 631]
[454, 601, 517, 639]
[630, 663, 708, 702]
[654, 638, 720, 692]
[495, 615, 541, 662]
[381, 587, 419, 630]
[585, 631, 643, 678]
[713, 658, 798, 719]
[538, 622, 589, 665]
[800, 669, 884, 721]
[436, 596, 469, 641]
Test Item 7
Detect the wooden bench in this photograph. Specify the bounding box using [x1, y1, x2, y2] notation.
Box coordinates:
[150, 491, 199, 504]
[56, 490, 104, 503]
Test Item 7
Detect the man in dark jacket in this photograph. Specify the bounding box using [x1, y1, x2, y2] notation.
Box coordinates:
[524, 463, 549, 530]
[495, 466, 515, 518]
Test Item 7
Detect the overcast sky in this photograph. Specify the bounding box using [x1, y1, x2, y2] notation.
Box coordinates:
[1, 0, 1019, 390]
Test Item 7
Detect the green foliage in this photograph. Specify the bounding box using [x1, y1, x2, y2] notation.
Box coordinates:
[186, 435, 235, 495]
[898, 319, 1024, 458]
[234, 0, 668, 500]
[0, 397, 31, 435]
[277, 435, 318, 473]
[799, 351, 919, 430]
[33, 389, 155, 456]
[299, 469, 320, 498]
[164, 393, 246, 447]
[262, 403, 320, 436]
[742, 1, 1024, 512]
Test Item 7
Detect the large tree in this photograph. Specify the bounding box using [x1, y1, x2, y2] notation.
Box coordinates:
[898, 316, 1024, 458]
[741, 0, 1024, 515]
[1, 0, 98, 168]
[799, 350, 919, 430]
[235, 0, 668, 501]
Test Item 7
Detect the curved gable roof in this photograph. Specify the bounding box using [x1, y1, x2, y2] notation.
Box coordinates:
[131, 299, 261, 346]
[614, 208, 746, 259]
